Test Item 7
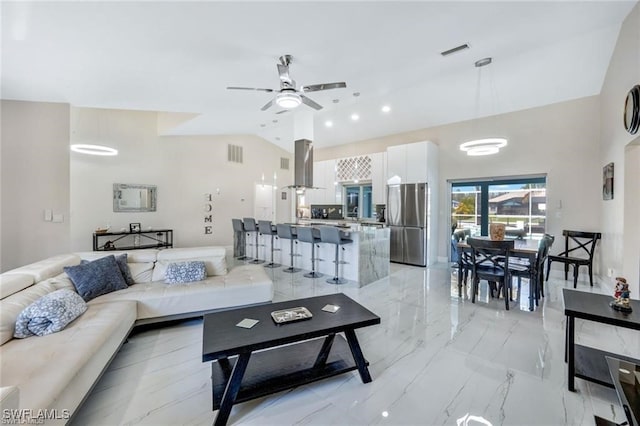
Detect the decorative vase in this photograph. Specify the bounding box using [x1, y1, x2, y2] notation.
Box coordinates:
[489, 223, 506, 241]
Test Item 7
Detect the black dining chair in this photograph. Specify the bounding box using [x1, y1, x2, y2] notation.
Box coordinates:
[509, 234, 554, 310]
[546, 230, 600, 288]
[468, 237, 514, 310]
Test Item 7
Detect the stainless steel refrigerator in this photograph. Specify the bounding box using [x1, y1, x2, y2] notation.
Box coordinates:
[387, 183, 427, 266]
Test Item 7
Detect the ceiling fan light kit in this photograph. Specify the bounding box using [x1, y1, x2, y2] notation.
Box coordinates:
[227, 54, 347, 112]
[275, 91, 302, 109]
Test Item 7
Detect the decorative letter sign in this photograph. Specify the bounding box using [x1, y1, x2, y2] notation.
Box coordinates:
[204, 193, 214, 236]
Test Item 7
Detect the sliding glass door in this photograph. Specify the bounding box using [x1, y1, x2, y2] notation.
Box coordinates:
[451, 176, 546, 240]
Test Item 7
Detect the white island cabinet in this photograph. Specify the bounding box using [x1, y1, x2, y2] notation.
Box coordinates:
[276, 223, 390, 287]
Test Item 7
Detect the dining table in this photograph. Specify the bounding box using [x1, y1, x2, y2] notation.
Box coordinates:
[457, 237, 540, 311]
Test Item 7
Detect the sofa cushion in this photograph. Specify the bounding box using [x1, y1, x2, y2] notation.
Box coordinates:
[81, 254, 134, 286]
[153, 246, 227, 281]
[90, 264, 273, 320]
[0, 279, 61, 345]
[64, 256, 128, 302]
[0, 301, 136, 414]
[14, 289, 87, 338]
[76, 250, 157, 284]
[165, 261, 206, 284]
[2, 254, 80, 282]
[0, 274, 34, 300]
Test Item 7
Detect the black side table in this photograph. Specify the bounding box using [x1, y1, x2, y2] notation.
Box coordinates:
[563, 288, 640, 392]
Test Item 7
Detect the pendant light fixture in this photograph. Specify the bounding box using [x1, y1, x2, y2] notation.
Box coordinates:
[70, 109, 119, 156]
[459, 57, 508, 156]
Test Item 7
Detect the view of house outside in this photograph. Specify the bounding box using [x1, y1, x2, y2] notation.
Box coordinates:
[452, 183, 547, 239]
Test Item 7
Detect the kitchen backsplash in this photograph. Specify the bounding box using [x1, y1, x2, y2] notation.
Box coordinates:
[310, 205, 343, 219]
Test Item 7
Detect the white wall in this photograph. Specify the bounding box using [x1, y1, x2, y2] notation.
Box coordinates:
[599, 2, 640, 295]
[70, 107, 293, 252]
[316, 96, 603, 268]
[1, 100, 71, 271]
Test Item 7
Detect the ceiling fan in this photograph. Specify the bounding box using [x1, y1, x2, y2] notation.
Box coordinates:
[227, 55, 347, 112]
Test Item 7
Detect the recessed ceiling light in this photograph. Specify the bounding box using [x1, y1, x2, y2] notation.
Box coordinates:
[332, 99, 340, 104]
[353, 92, 360, 97]
[272, 119, 278, 123]
[260, 124, 266, 127]
[381, 105, 391, 113]
[325, 120, 333, 128]
[351, 114, 360, 121]
[275, 137, 281, 141]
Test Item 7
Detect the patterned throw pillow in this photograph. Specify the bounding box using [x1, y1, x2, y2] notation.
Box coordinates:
[64, 255, 128, 302]
[14, 289, 87, 338]
[81, 254, 134, 286]
[165, 261, 206, 284]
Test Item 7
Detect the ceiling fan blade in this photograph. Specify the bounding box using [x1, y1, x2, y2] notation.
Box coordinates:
[260, 99, 275, 111]
[301, 82, 347, 93]
[227, 86, 274, 93]
[275, 109, 290, 115]
[277, 64, 292, 84]
[300, 94, 323, 110]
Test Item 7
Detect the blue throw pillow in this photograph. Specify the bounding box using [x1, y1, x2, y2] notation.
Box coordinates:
[81, 254, 134, 286]
[165, 261, 206, 284]
[64, 255, 128, 302]
[14, 289, 87, 338]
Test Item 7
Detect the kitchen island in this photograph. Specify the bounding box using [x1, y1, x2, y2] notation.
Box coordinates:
[279, 221, 390, 286]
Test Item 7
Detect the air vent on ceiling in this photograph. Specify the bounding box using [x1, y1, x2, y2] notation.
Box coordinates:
[280, 157, 290, 170]
[227, 144, 243, 164]
[441, 43, 470, 57]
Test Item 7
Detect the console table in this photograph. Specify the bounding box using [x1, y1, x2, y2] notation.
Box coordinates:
[93, 229, 173, 251]
[563, 288, 640, 392]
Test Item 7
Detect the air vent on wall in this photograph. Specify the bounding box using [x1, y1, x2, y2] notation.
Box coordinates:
[227, 144, 243, 164]
[280, 157, 290, 170]
[441, 43, 470, 56]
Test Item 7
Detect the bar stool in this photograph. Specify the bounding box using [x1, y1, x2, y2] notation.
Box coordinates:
[296, 227, 323, 278]
[276, 224, 301, 273]
[243, 218, 264, 264]
[318, 226, 352, 284]
[258, 220, 280, 268]
[231, 219, 251, 261]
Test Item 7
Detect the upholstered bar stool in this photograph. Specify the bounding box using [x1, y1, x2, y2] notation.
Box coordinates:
[276, 224, 301, 273]
[243, 218, 264, 264]
[258, 220, 280, 268]
[231, 219, 251, 261]
[296, 226, 323, 278]
[318, 226, 352, 285]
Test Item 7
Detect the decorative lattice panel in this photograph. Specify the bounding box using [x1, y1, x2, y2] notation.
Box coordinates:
[336, 155, 372, 181]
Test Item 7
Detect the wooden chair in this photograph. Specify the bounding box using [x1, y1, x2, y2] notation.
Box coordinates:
[468, 238, 514, 310]
[546, 230, 600, 288]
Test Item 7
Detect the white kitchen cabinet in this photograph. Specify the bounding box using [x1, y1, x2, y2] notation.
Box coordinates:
[371, 152, 387, 205]
[323, 160, 337, 204]
[386, 145, 406, 184]
[386, 141, 435, 185]
[406, 142, 428, 183]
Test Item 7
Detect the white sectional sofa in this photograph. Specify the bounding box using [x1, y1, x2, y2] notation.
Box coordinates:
[0, 247, 273, 425]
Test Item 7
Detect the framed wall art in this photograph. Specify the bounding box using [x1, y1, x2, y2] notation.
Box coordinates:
[603, 162, 614, 200]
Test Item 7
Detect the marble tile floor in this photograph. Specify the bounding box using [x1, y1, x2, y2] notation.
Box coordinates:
[72, 263, 639, 426]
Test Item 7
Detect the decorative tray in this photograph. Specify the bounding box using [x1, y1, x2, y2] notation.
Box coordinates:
[271, 307, 313, 324]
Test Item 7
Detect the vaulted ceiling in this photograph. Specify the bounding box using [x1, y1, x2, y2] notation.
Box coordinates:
[2, 1, 637, 151]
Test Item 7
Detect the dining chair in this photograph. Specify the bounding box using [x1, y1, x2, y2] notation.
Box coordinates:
[546, 230, 600, 288]
[509, 234, 554, 310]
[468, 238, 515, 310]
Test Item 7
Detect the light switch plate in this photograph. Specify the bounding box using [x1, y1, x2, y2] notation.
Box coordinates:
[44, 209, 53, 222]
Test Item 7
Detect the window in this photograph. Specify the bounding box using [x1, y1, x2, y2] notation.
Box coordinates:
[451, 176, 547, 244]
[344, 184, 374, 219]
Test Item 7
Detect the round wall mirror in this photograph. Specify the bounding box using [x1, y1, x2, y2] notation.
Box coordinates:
[623, 84, 640, 135]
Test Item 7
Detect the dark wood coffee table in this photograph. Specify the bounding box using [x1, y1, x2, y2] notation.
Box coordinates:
[202, 293, 381, 426]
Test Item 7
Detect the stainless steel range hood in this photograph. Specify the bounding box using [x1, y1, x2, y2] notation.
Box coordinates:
[288, 138, 314, 189]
